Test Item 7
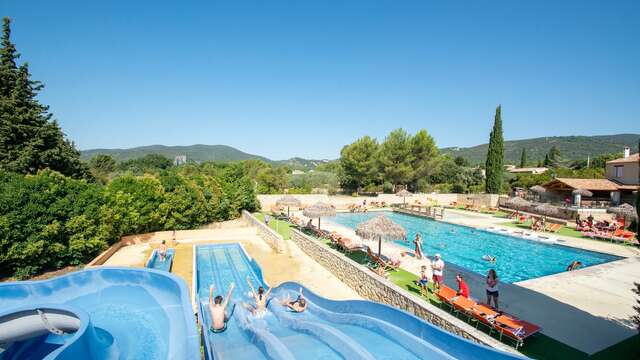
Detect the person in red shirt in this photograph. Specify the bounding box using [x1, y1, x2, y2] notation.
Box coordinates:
[456, 273, 470, 298]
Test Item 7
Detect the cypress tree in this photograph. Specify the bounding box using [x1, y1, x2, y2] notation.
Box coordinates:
[520, 148, 527, 168]
[485, 105, 504, 193]
[636, 138, 639, 239]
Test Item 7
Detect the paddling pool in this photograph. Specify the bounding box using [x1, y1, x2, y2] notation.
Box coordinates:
[195, 243, 525, 360]
[329, 211, 622, 283]
[0, 268, 199, 360]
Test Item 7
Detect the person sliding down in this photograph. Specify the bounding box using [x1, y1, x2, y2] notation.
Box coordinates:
[280, 287, 308, 313]
[158, 240, 168, 262]
[244, 276, 273, 316]
[209, 282, 235, 333]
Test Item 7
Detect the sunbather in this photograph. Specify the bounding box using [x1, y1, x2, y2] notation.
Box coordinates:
[280, 287, 307, 313]
[209, 282, 235, 333]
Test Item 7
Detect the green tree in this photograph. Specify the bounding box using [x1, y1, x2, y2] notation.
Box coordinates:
[485, 105, 504, 193]
[0, 18, 88, 179]
[118, 154, 173, 173]
[520, 148, 527, 168]
[88, 154, 117, 184]
[338, 136, 379, 192]
[454, 156, 469, 167]
[547, 146, 561, 168]
[379, 129, 414, 188]
[410, 129, 439, 190]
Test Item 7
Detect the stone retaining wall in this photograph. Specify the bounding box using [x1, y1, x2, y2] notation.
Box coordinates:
[290, 229, 518, 354]
[242, 210, 287, 253]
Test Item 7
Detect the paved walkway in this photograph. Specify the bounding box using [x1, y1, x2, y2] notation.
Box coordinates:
[306, 209, 640, 355]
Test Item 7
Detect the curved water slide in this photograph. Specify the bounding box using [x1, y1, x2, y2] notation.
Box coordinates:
[195, 244, 526, 360]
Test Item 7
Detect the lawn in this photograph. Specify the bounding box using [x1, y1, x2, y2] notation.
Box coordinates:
[253, 212, 292, 240]
[311, 232, 639, 359]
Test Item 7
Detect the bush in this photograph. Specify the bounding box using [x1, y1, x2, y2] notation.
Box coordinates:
[382, 182, 394, 194]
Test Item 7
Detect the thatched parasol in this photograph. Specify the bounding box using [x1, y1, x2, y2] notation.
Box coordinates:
[572, 189, 593, 197]
[356, 214, 407, 256]
[302, 202, 336, 230]
[396, 189, 413, 205]
[529, 185, 546, 194]
[276, 195, 301, 216]
[533, 203, 561, 218]
[607, 203, 638, 229]
[505, 197, 532, 210]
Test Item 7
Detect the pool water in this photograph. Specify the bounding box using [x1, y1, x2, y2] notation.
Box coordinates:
[330, 211, 621, 283]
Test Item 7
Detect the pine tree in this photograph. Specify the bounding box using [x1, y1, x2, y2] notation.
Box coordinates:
[485, 105, 504, 193]
[543, 154, 550, 167]
[520, 148, 527, 168]
[0, 17, 88, 178]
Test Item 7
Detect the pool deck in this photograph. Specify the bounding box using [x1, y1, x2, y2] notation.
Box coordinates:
[314, 208, 640, 355]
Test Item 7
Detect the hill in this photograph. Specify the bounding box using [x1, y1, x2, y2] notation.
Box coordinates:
[441, 134, 639, 165]
[80, 145, 328, 169]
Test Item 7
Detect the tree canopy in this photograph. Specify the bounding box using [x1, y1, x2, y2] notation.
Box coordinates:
[0, 18, 88, 178]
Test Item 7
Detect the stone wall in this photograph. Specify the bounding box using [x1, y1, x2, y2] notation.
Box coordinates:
[241, 210, 287, 253]
[258, 193, 459, 210]
[290, 229, 518, 354]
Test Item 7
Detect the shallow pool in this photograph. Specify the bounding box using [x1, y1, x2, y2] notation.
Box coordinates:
[330, 211, 621, 283]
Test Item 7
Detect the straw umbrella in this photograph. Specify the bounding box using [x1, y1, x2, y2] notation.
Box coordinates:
[356, 214, 407, 257]
[607, 203, 638, 229]
[275, 195, 301, 217]
[396, 189, 413, 206]
[572, 189, 593, 197]
[302, 202, 336, 230]
[505, 197, 532, 211]
[529, 185, 546, 201]
[533, 203, 561, 218]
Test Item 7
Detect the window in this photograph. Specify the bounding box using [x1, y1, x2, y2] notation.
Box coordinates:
[614, 166, 623, 178]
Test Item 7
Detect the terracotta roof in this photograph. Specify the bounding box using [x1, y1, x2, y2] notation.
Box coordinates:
[607, 153, 639, 164]
[543, 178, 620, 191]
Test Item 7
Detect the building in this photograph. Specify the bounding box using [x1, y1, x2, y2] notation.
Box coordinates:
[605, 146, 638, 203]
[508, 167, 549, 175]
[541, 146, 639, 206]
[174, 155, 187, 166]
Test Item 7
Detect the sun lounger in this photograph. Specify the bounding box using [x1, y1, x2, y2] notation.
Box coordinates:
[435, 285, 458, 311]
[365, 247, 400, 271]
[451, 296, 476, 319]
[544, 223, 562, 233]
[493, 315, 541, 349]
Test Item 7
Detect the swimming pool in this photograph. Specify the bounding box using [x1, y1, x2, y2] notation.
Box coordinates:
[0, 268, 199, 360]
[329, 211, 621, 283]
[195, 243, 525, 360]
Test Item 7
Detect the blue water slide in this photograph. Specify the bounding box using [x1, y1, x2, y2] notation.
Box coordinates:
[0, 267, 199, 360]
[145, 248, 175, 271]
[195, 243, 527, 360]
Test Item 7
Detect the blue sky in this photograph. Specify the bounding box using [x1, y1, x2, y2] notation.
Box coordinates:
[4, 0, 639, 160]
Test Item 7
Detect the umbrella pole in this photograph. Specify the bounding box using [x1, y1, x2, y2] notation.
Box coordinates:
[318, 217, 321, 230]
[378, 236, 382, 257]
[287, 206, 290, 217]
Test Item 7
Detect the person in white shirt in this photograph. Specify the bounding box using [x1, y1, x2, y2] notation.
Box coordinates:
[431, 253, 445, 291]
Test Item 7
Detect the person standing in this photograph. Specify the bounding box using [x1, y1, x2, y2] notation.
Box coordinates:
[413, 233, 423, 259]
[486, 269, 500, 309]
[431, 253, 445, 291]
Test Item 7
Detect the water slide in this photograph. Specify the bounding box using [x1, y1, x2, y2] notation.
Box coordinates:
[0, 268, 199, 360]
[145, 248, 176, 271]
[195, 244, 526, 360]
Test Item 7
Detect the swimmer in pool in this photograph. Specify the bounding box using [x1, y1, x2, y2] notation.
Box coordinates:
[482, 255, 496, 263]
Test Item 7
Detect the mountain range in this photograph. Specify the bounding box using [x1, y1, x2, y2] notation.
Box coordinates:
[441, 134, 639, 165]
[81, 133, 638, 169]
[80, 145, 329, 170]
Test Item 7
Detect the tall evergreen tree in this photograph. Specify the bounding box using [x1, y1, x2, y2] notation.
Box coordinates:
[0, 17, 88, 178]
[520, 148, 527, 168]
[636, 138, 639, 239]
[485, 105, 504, 193]
[547, 146, 561, 168]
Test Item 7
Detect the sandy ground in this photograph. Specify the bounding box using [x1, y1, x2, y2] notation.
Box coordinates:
[102, 224, 360, 302]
